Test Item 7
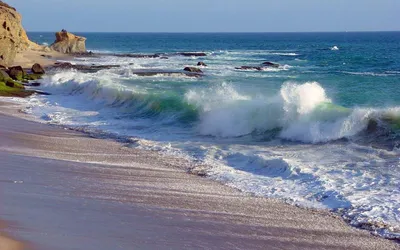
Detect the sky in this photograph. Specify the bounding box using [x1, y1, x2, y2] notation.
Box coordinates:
[6, 0, 400, 32]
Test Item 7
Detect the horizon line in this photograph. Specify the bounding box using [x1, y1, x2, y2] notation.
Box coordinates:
[25, 30, 400, 34]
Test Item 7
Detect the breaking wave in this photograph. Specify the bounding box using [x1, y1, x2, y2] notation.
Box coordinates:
[39, 70, 400, 145]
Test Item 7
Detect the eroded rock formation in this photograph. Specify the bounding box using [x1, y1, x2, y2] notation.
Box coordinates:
[0, 1, 31, 66]
[50, 30, 87, 54]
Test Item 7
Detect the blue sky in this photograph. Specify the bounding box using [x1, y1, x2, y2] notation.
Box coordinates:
[7, 0, 399, 32]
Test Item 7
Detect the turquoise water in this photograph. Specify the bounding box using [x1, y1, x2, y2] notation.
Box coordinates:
[27, 32, 400, 238]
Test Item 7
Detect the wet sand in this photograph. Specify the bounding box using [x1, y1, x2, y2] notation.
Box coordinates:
[0, 100, 399, 250]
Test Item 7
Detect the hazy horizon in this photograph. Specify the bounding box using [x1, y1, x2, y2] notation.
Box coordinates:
[6, 0, 400, 33]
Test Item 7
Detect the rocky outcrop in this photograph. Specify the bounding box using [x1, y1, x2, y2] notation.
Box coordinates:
[183, 67, 203, 73]
[197, 61, 207, 66]
[262, 61, 280, 68]
[50, 30, 87, 54]
[0, 1, 31, 66]
[31, 63, 45, 74]
[179, 52, 207, 57]
[114, 53, 159, 58]
[8, 65, 25, 80]
[51, 62, 119, 73]
[235, 66, 263, 71]
[235, 62, 280, 71]
[0, 69, 9, 81]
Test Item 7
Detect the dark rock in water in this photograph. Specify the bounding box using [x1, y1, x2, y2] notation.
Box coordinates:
[77, 65, 120, 73]
[235, 66, 263, 71]
[40, 54, 52, 58]
[53, 62, 73, 68]
[51, 62, 120, 73]
[30, 82, 41, 87]
[179, 52, 207, 57]
[183, 67, 203, 73]
[262, 61, 280, 68]
[130, 70, 203, 78]
[34, 90, 51, 95]
[8, 66, 25, 80]
[129, 63, 134, 65]
[197, 61, 207, 66]
[31, 63, 45, 74]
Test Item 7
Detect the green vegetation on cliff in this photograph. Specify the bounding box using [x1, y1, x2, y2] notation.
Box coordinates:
[0, 69, 34, 97]
[0, 81, 34, 97]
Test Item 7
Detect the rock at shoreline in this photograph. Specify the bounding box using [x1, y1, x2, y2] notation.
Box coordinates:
[197, 61, 207, 66]
[31, 63, 45, 74]
[8, 65, 25, 80]
[50, 30, 87, 54]
[0, 68, 10, 81]
[0, 1, 32, 66]
[5, 79, 23, 88]
[183, 67, 203, 73]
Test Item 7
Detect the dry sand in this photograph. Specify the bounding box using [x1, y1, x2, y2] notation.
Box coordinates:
[0, 100, 399, 250]
[12, 48, 71, 69]
[0, 235, 24, 250]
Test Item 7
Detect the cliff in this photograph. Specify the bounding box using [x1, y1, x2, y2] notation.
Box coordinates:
[50, 30, 87, 54]
[0, 1, 31, 66]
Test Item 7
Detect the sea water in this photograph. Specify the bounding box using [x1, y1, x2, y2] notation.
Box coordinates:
[26, 32, 400, 238]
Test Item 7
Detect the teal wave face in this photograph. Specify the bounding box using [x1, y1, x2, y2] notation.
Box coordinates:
[122, 92, 199, 123]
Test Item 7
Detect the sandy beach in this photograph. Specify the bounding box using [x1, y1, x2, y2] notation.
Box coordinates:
[12, 48, 70, 69]
[0, 99, 399, 250]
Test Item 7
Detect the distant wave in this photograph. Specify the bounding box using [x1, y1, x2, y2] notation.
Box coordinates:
[268, 52, 299, 56]
[331, 46, 339, 51]
[341, 71, 397, 77]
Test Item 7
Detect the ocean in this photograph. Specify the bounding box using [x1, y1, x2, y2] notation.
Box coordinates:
[26, 32, 400, 238]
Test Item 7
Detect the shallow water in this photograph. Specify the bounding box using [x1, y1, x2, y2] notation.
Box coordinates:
[27, 32, 400, 238]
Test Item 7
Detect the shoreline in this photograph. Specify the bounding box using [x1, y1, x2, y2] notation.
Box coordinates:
[0, 99, 399, 249]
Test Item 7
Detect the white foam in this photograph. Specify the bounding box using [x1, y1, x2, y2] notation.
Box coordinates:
[268, 52, 299, 56]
